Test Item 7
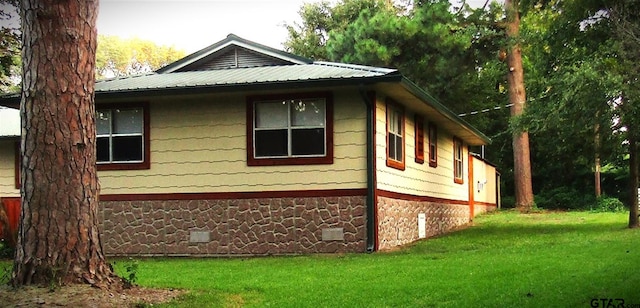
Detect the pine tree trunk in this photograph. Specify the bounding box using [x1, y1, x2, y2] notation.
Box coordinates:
[11, 0, 117, 287]
[505, 0, 534, 211]
[628, 133, 639, 228]
[594, 122, 601, 198]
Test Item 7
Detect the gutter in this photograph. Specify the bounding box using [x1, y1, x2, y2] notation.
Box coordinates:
[359, 86, 377, 253]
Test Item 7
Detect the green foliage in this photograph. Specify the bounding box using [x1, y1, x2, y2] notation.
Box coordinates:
[112, 257, 140, 289]
[96, 35, 186, 79]
[0, 261, 10, 284]
[0, 240, 14, 259]
[592, 196, 626, 213]
[534, 187, 596, 210]
[0, 2, 21, 93]
[284, 0, 388, 61]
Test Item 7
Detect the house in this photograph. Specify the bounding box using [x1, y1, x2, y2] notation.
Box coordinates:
[0, 34, 499, 256]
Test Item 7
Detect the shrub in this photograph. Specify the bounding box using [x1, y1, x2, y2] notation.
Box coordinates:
[534, 187, 596, 210]
[500, 195, 516, 209]
[0, 240, 14, 259]
[591, 196, 625, 213]
[112, 257, 139, 289]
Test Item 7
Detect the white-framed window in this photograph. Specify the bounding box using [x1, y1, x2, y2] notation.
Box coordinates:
[453, 137, 464, 184]
[97, 107, 144, 164]
[386, 100, 405, 170]
[428, 123, 438, 167]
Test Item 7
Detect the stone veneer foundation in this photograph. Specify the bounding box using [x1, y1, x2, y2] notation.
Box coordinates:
[99, 196, 367, 256]
[376, 196, 496, 251]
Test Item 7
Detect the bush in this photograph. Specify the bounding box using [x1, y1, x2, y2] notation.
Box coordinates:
[0, 240, 14, 259]
[501, 195, 516, 209]
[591, 196, 625, 213]
[534, 187, 596, 210]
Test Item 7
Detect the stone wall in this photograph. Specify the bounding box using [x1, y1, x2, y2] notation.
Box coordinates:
[376, 196, 472, 251]
[474, 203, 495, 217]
[99, 195, 367, 256]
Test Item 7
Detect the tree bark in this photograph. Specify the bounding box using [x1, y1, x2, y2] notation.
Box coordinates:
[12, 0, 117, 287]
[628, 132, 639, 228]
[594, 121, 601, 198]
[505, 0, 534, 211]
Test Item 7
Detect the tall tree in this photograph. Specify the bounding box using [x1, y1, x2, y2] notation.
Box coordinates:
[609, 0, 640, 228]
[12, 0, 117, 287]
[284, 0, 387, 60]
[517, 1, 622, 208]
[504, 0, 534, 210]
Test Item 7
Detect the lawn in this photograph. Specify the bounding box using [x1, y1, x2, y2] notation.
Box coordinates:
[4, 210, 640, 307]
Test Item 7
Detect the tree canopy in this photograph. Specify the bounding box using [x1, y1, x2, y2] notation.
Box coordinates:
[0, 1, 20, 93]
[96, 35, 185, 79]
[286, 0, 640, 220]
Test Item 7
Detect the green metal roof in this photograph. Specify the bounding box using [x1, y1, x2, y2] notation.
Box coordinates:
[95, 62, 399, 94]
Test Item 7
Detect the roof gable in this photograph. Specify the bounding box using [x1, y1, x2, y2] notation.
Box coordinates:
[157, 33, 312, 74]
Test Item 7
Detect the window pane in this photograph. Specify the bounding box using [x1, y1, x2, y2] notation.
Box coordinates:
[389, 110, 397, 133]
[256, 101, 288, 128]
[429, 144, 437, 160]
[255, 129, 287, 157]
[389, 133, 397, 160]
[113, 109, 142, 134]
[97, 137, 110, 162]
[112, 136, 143, 161]
[395, 113, 402, 134]
[292, 128, 325, 155]
[395, 134, 403, 160]
[96, 111, 111, 135]
[291, 100, 325, 127]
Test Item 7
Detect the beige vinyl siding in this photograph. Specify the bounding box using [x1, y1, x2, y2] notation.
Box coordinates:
[375, 97, 469, 201]
[99, 90, 367, 194]
[0, 139, 18, 197]
[472, 156, 497, 205]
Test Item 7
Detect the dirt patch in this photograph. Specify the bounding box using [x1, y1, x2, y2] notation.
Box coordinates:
[0, 284, 186, 307]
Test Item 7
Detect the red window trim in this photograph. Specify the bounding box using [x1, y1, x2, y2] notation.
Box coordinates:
[96, 102, 151, 171]
[428, 123, 438, 168]
[246, 92, 334, 166]
[385, 99, 405, 171]
[414, 115, 425, 164]
[453, 137, 464, 184]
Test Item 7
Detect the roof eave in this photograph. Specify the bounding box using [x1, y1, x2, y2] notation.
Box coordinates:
[399, 77, 491, 145]
[94, 74, 402, 100]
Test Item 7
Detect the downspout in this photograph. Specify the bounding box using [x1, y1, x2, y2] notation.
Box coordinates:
[468, 151, 475, 221]
[359, 86, 377, 253]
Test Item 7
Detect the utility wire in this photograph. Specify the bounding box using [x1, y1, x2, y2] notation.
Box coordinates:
[458, 103, 514, 117]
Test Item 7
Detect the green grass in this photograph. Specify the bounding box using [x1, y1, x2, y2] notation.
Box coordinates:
[4, 211, 640, 307]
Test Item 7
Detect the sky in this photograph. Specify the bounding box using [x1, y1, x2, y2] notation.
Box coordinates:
[0, 0, 498, 53]
[97, 0, 495, 53]
[97, 0, 308, 52]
